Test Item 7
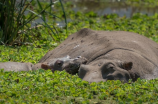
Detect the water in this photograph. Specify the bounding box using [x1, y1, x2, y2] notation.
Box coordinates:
[68, 0, 158, 18]
[22, 0, 158, 26]
[54, 0, 158, 27]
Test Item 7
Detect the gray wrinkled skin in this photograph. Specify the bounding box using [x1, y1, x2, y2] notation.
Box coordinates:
[0, 62, 33, 72]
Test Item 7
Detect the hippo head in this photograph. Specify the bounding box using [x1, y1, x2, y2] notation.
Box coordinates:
[78, 59, 137, 83]
[41, 56, 87, 74]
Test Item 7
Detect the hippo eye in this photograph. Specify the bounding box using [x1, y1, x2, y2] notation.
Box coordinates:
[77, 56, 81, 58]
[107, 64, 114, 69]
[56, 60, 63, 66]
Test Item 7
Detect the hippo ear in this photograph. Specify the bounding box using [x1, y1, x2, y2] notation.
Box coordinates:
[41, 63, 50, 70]
[122, 62, 133, 71]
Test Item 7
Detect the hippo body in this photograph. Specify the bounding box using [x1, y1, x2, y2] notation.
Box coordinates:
[0, 62, 33, 72]
[1, 28, 158, 82]
[0, 55, 87, 73]
[39, 28, 158, 82]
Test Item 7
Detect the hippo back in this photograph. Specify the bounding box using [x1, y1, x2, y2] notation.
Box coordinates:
[39, 28, 158, 65]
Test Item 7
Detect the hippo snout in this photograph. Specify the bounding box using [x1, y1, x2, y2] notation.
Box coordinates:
[64, 62, 80, 74]
[40, 56, 87, 74]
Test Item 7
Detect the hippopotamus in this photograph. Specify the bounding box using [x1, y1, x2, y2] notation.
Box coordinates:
[33, 55, 87, 74]
[38, 28, 158, 82]
[0, 55, 87, 73]
[1, 28, 158, 83]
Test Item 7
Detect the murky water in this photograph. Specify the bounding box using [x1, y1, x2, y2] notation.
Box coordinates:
[54, 0, 158, 27]
[24, 0, 158, 26]
[66, 0, 158, 18]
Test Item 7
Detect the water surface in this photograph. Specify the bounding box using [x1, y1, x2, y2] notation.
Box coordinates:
[66, 0, 158, 18]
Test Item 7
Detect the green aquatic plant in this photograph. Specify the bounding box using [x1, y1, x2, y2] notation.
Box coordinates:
[0, 69, 158, 103]
[0, 0, 158, 103]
